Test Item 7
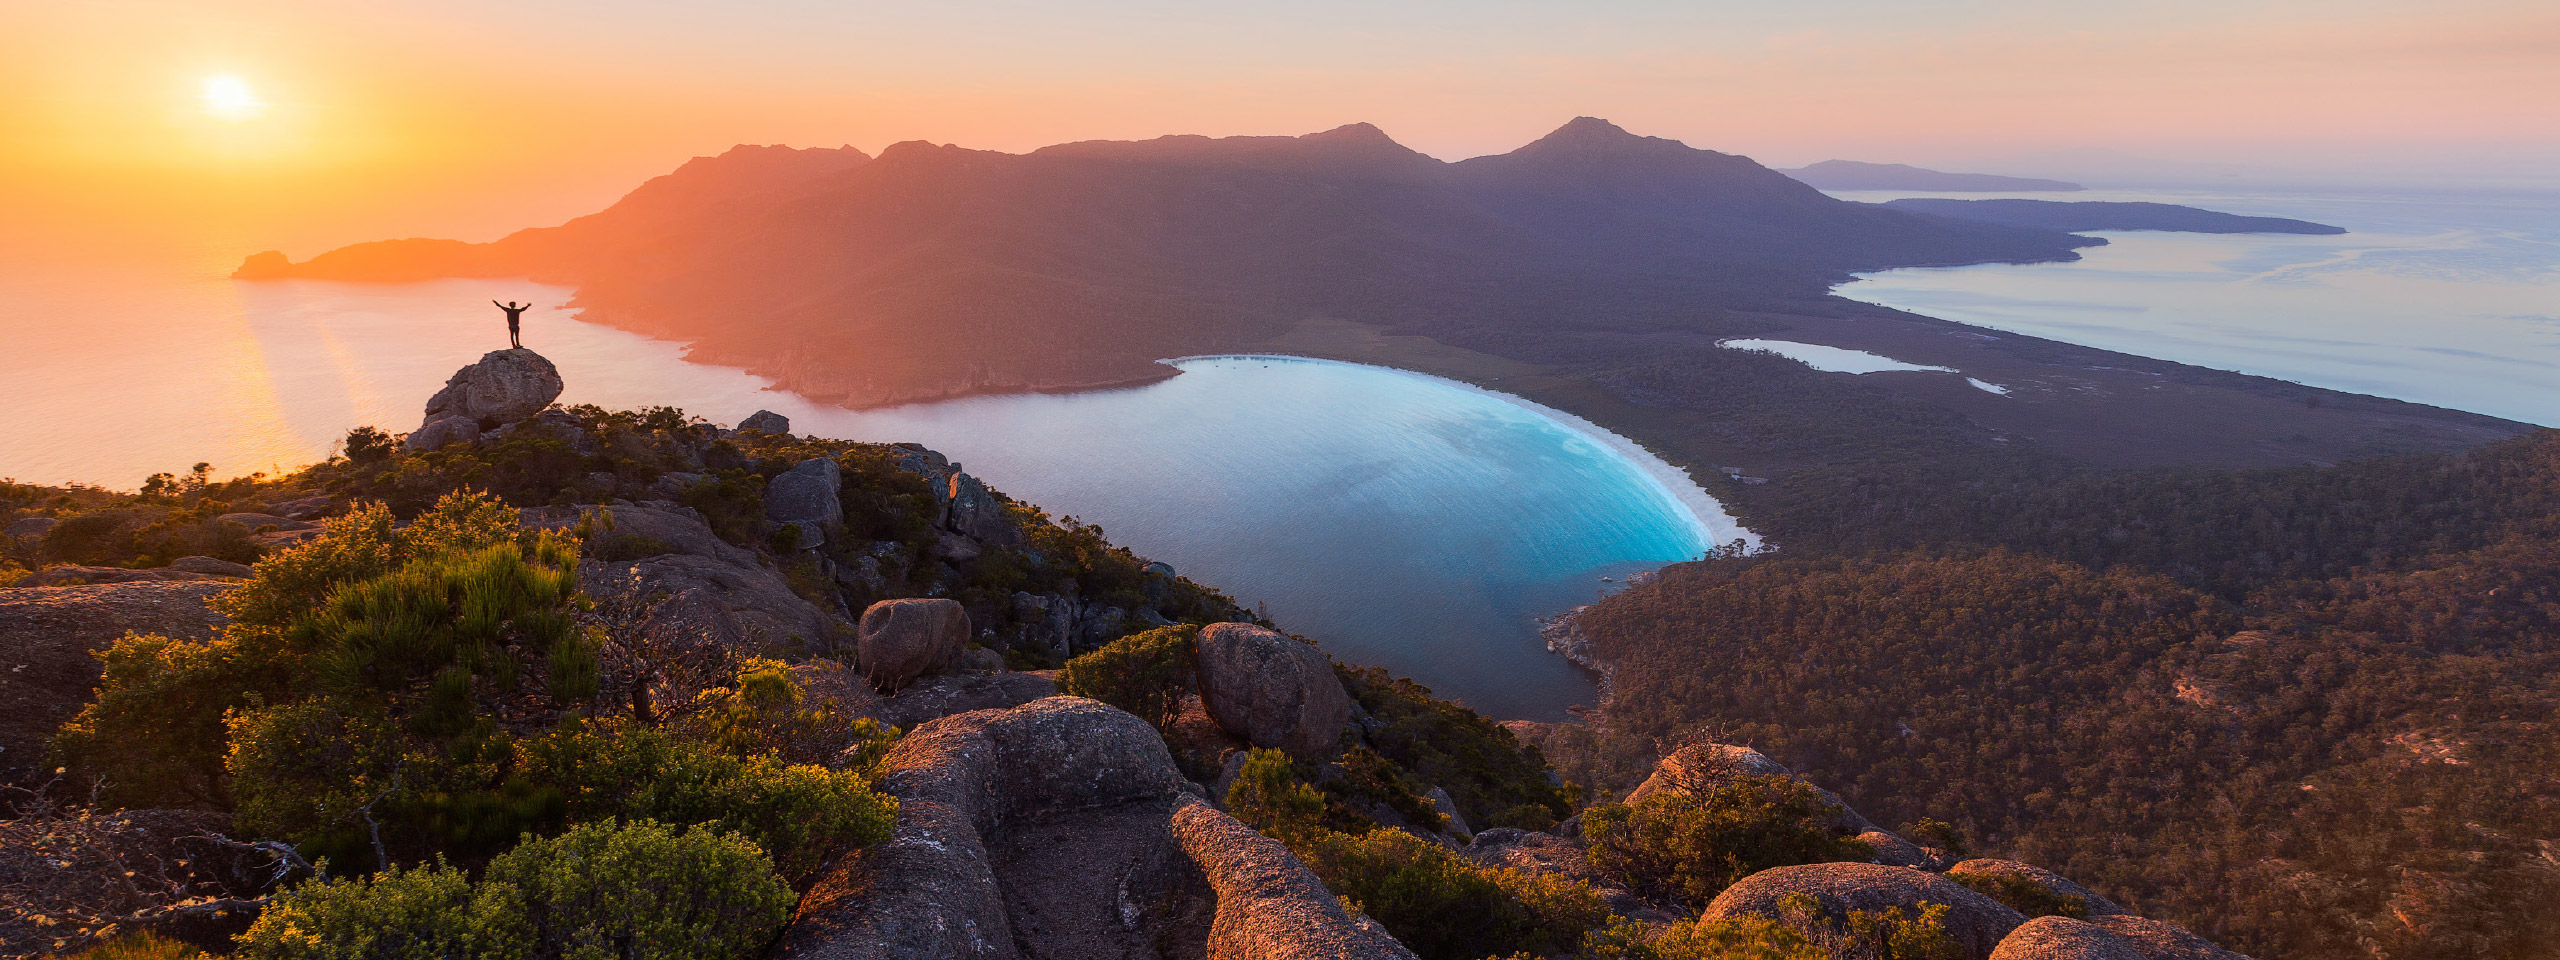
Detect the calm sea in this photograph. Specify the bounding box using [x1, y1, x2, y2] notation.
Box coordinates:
[1827, 184, 2560, 426]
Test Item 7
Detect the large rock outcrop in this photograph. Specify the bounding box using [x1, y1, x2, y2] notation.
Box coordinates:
[1702, 862, 2027, 960]
[1991, 917, 2147, 960]
[577, 502, 849, 654]
[0, 582, 234, 788]
[14, 566, 231, 588]
[858, 598, 971, 693]
[421, 348, 564, 427]
[767, 457, 844, 548]
[862, 671, 1060, 732]
[946, 473, 1026, 548]
[406, 415, 481, 452]
[738, 409, 791, 434]
[1193, 623, 1351, 760]
[2085, 916, 2252, 960]
[777, 696, 1412, 960]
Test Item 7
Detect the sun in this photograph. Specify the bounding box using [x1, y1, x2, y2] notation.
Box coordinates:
[200, 74, 269, 121]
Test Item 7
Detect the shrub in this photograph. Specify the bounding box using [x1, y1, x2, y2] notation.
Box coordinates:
[67, 933, 207, 960]
[1224, 748, 1326, 841]
[237, 821, 794, 960]
[515, 723, 895, 883]
[1228, 751, 1607, 960]
[1336, 665, 1573, 830]
[236, 861, 523, 960]
[672, 657, 888, 766]
[1950, 871, 2087, 919]
[1058, 625, 1198, 728]
[1584, 776, 1875, 906]
[1576, 914, 1825, 960]
[484, 820, 797, 960]
[1899, 818, 1967, 858]
[1301, 828, 1604, 960]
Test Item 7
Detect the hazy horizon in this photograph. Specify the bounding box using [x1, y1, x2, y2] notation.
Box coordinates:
[8, 1, 2555, 256]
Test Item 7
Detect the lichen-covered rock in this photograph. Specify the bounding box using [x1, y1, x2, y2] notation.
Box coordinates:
[405, 414, 481, 452]
[0, 581, 233, 787]
[421, 347, 564, 426]
[1861, 830, 1951, 871]
[860, 598, 970, 692]
[2087, 915, 2253, 960]
[1172, 798, 1420, 960]
[863, 671, 1058, 732]
[15, 566, 229, 587]
[1991, 917, 2147, 960]
[166, 556, 255, 578]
[738, 409, 791, 434]
[781, 697, 1209, 960]
[1193, 622, 1351, 760]
[577, 506, 850, 655]
[1948, 859, 2127, 916]
[767, 457, 844, 548]
[586, 502, 758, 567]
[944, 473, 1025, 548]
[1426, 786, 1471, 839]
[1703, 862, 2027, 960]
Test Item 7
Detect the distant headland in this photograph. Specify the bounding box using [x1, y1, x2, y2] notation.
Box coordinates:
[1778, 159, 2083, 192]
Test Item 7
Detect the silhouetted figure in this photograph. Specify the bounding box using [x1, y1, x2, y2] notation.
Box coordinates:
[494, 300, 531, 348]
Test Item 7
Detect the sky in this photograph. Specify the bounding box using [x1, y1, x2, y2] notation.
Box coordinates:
[4, 0, 2555, 253]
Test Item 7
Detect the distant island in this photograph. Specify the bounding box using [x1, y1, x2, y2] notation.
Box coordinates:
[1884, 198, 2347, 235]
[1780, 159, 2083, 192]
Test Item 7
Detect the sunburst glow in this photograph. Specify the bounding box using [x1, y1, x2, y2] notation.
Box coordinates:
[199, 74, 268, 121]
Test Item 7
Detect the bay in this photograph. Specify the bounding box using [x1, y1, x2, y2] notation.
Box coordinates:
[1828, 184, 2560, 426]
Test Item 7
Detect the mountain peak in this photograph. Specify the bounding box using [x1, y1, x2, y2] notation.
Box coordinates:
[1549, 116, 1635, 141]
[1304, 122, 1394, 144]
[1502, 116, 1699, 160]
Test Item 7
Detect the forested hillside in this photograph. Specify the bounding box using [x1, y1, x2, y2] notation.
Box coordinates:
[1576, 430, 2560, 960]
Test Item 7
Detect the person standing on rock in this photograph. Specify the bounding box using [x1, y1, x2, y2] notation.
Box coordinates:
[494, 300, 532, 349]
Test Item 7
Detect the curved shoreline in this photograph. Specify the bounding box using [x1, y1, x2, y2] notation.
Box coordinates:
[1162, 354, 1762, 554]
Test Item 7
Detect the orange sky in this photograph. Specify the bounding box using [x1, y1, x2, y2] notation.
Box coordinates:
[5, 0, 2555, 255]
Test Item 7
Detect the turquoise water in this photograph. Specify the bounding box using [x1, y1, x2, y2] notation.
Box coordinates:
[0, 269, 1747, 718]
[808, 356, 1749, 719]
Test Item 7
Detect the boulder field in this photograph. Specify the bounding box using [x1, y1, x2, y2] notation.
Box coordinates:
[777, 697, 1413, 960]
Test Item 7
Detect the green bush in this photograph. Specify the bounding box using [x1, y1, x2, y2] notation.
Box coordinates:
[66, 933, 209, 960]
[1574, 914, 1825, 960]
[516, 723, 895, 883]
[1228, 750, 1607, 960]
[1302, 828, 1605, 960]
[1949, 871, 2088, 919]
[1058, 625, 1199, 728]
[238, 821, 794, 960]
[484, 820, 797, 960]
[1899, 818, 1967, 858]
[1225, 747, 1326, 840]
[1584, 777, 1875, 906]
[1335, 665, 1572, 831]
[236, 861, 523, 960]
